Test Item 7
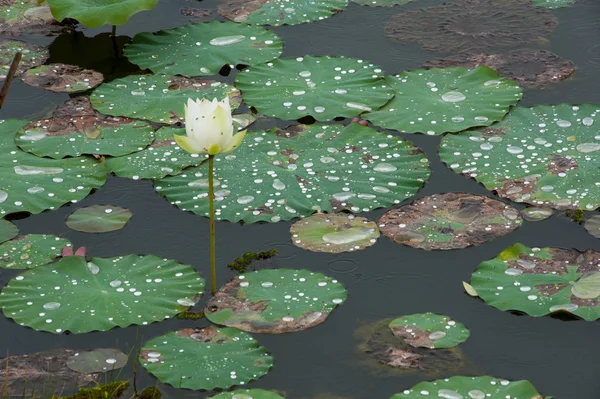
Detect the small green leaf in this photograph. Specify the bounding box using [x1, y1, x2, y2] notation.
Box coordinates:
[462, 281, 478, 297]
[66, 348, 128, 373]
[66, 205, 132, 233]
[0, 234, 70, 269]
[572, 272, 600, 299]
[0, 219, 18, 244]
[45, 0, 158, 27]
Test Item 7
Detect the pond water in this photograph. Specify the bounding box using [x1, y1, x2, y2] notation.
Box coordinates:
[3, 0, 600, 398]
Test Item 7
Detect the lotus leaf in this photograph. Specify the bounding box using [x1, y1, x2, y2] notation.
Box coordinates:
[0, 254, 205, 333]
[520, 207, 554, 221]
[532, 0, 574, 8]
[584, 215, 600, 239]
[389, 313, 470, 349]
[0, 39, 48, 78]
[66, 348, 128, 373]
[234, 56, 394, 121]
[22, 64, 104, 93]
[440, 104, 600, 210]
[0, 234, 70, 269]
[352, 0, 413, 5]
[140, 326, 273, 390]
[0, 0, 70, 35]
[155, 123, 430, 223]
[391, 375, 550, 398]
[469, 243, 600, 320]
[209, 389, 285, 399]
[91, 74, 241, 124]
[66, 205, 132, 233]
[218, 0, 348, 26]
[363, 67, 522, 135]
[290, 213, 379, 253]
[0, 219, 18, 244]
[0, 120, 107, 217]
[45, 0, 158, 28]
[124, 21, 283, 77]
[205, 268, 347, 333]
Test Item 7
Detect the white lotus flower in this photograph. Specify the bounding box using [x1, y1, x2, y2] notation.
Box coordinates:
[174, 97, 246, 155]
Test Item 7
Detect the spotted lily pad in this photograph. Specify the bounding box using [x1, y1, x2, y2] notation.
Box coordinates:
[22, 63, 103, 93]
[532, 0, 574, 8]
[378, 193, 522, 250]
[0, 120, 107, 217]
[67, 349, 128, 373]
[0, 1, 71, 35]
[363, 67, 522, 135]
[155, 123, 430, 223]
[0, 39, 48, 78]
[210, 390, 285, 399]
[45, 0, 158, 28]
[389, 313, 470, 349]
[218, 0, 348, 26]
[66, 205, 132, 233]
[521, 207, 554, 221]
[0, 254, 205, 333]
[352, 0, 413, 5]
[584, 215, 600, 239]
[290, 213, 379, 253]
[0, 219, 18, 244]
[391, 376, 549, 399]
[384, 0, 557, 54]
[91, 74, 241, 124]
[0, 234, 71, 269]
[235, 56, 394, 121]
[124, 21, 282, 77]
[140, 326, 273, 390]
[440, 104, 600, 210]
[16, 97, 155, 159]
[469, 243, 600, 320]
[205, 268, 347, 333]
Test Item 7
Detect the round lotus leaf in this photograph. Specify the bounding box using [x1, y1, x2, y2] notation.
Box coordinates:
[585, 216, 600, 239]
[532, 0, 574, 8]
[352, 0, 413, 5]
[91, 74, 241, 124]
[210, 390, 285, 399]
[124, 21, 283, 77]
[378, 193, 522, 250]
[363, 67, 522, 135]
[140, 326, 273, 390]
[0, 219, 18, 244]
[66, 348, 128, 373]
[45, 0, 158, 28]
[155, 123, 430, 223]
[521, 207, 554, 222]
[391, 375, 548, 399]
[0, 120, 107, 217]
[290, 213, 379, 253]
[235, 56, 394, 121]
[0, 1, 71, 35]
[205, 268, 347, 333]
[384, 0, 557, 54]
[469, 243, 600, 320]
[0, 234, 71, 269]
[0, 39, 48, 78]
[0, 254, 205, 333]
[22, 64, 103, 93]
[440, 104, 600, 211]
[388, 313, 470, 349]
[218, 0, 348, 26]
[66, 205, 132, 233]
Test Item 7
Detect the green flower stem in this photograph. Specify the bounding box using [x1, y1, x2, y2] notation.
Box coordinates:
[208, 155, 216, 294]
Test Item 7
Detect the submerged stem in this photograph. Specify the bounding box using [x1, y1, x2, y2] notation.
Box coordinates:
[111, 25, 117, 37]
[208, 155, 216, 294]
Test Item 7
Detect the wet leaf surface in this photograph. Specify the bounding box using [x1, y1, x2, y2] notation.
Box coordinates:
[0, 254, 205, 333]
[389, 313, 470, 349]
[66, 348, 128, 373]
[0, 219, 18, 243]
[209, 389, 285, 399]
[45, 0, 158, 28]
[205, 268, 347, 333]
[140, 326, 273, 390]
[22, 63, 104, 93]
[0, 234, 70, 269]
[290, 213, 379, 253]
[378, 193, 522, 250]
[584, 215, 600, 239]
[532, 0, 574, 8]
[352, 0, 413, 5]
[520, 207, 554, 221]
[0, 39, 48, 78]
[0, 0, 72, 35]
[440, 104, 600, 210]
[65, 205, 133, 233]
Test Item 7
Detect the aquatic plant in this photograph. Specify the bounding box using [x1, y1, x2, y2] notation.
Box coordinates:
[227, 249, 278, 273]
[389, 313, 470, 349]
[0, 234, 70, 269]
[65, 205, 132, 233]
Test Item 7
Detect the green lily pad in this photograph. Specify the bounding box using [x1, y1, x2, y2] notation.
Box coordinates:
[0, 120, 107, 217]
[584, 215, 600, 239]
[0, 234, 71, 269]
[0, 39, 48, 78]
[218, 0, 348, 26]
[16, 97, 155, 159]
[532, 0, 574, 8]
[124, 21, 283, 77]
[0, 254, 205, 333]
[378, 193, 522, 250]
[205, 268, 347, 333]
[290, 213, 379, 253]
[352, 0, 413, 5]
[521, 207, 554, 221]
[91, 74, 241, 124]
[140, 326, 273, 390]
[67, 348, 128, 373]
[391, 376, 549, 399]
[45, 0, 158, 28]
[439, 104, 600, 210]
[389, 313, 470, 349]
[0, 1, 71, 35]
[469, 243, 600, 320]
[66, 205, 132, 233]
[22, 63, 104, 93]
[155, 123, 430, 223]
[363, 67, 522, 135]
[234, 56, 394, 121]
[210, 390, 284, 399]
[0, 219, 18, 244]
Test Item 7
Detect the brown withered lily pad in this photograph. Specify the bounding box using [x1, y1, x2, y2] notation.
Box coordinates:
[0, 349, 97, 397]
[384, 0, 557, 54]
[378, 193, 522, 250]
[584, 216, 600, 239]
[0, 1, 73, 35]
[0, 39, 48, 78]
[425, 50, 574, 88]
[521, 207, 554, 221]
[205, 269, 347, 333]
[180, 7, 212, 22]
[22, 63, 104, 93]
[389, 313, 470, 349]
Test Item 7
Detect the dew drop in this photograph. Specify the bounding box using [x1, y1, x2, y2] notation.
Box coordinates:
[468, 390, 485, 399]
[556, 120, 571, 127]
[576, 143, 600, 153]
[87, 262, 99, 275]
[0, 190, 6, 204]
[438, 389, 463, 399]
[322, 227, 374, 245]
[272, 179, 286, 190]
[130, 89, 145, 96]
[332, 192, 355, 201]
[373, 163, 397, 172]
[474, 116, 489, 122]
[177, 298, 195, 306]
[346, 102, 371, 111]
[549, 303, 578, 312]
[441, 91, 466, 103]
[14, 165, 63, 175]
[209, 35, 245, 46]
[43, 302, 60, 310]
[236, 195, 254, 204]
[506, 146, 523, 154]
[105, 358, 117, 364]
[452, 116, 465, 123]
[428, 331, 447, 340]
[583, 117, 594, 126]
